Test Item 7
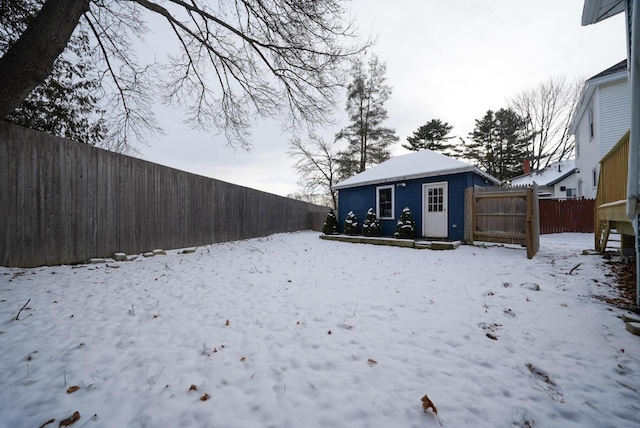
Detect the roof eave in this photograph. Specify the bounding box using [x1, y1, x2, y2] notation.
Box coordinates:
[333, 166, 500, 190]
[546, 168, 578, 186]
[582, 0, 625, 26]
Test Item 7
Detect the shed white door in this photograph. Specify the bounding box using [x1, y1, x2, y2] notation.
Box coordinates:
[422, 182, 448, 238]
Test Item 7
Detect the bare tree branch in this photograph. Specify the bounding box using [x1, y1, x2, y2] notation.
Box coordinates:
[1, 0, 374, 151]
[509, 76, 582, 171]
[288, 134, 340, 208]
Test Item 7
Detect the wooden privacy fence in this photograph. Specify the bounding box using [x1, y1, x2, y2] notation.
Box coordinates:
[0, 122, 329, 267]
[465, 184, 540, 259]
[539, 198, 595, 234]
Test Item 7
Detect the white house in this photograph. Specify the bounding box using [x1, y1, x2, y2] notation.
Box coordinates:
[570, 59, 630, 199]
[571, 60, 631, 199]
[510, 159, 578, 199]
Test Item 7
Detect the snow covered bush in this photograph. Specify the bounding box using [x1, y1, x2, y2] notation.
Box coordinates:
[362, 208, 382, 237]
[343, 211, 359, 235]
[322, 209, 339, 235]
[394, 207, 416, 239]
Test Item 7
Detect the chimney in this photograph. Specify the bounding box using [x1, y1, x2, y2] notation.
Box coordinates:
[524, 159, 531, 174]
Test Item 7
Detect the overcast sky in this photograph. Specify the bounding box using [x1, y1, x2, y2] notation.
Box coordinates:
[136, 0, 626, 197]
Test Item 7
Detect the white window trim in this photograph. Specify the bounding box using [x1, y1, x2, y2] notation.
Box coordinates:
[376, 185, 395, 220]
[588, 105, 594, 141]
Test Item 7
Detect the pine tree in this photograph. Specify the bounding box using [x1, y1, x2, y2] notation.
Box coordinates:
[336, 54, 399, 178]
[322, 209, 339, 235]
[343, 211, 359, 236]
[362, 208, 382, 237]
[403, 119, 455, 154]
[461, 108, 532, 181]
[394, 207, 416, 239]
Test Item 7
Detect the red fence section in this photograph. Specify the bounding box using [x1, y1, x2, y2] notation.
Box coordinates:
[539, 198, 595, 234]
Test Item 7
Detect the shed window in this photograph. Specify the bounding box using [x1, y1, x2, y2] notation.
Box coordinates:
[376, 185, 394, 219]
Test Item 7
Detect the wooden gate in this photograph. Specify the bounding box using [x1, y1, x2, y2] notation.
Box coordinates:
[465, 184, 540, 259]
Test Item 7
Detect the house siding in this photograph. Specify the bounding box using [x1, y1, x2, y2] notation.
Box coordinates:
[599, 79, 630, 156]
[575, 90, 603, 199]
[574, 74, 630, 199]
[552, 175, 579, 199]
[337, 171, 491, 240]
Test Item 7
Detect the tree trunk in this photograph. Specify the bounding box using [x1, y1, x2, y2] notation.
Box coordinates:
[0, 0, 89, 118]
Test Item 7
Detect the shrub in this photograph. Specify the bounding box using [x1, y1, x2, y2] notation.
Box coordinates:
[322, 209, 339, 235]
[394, 207, 416, 239]
[343, 211, 359, 235]
[362, 208, 382, 237]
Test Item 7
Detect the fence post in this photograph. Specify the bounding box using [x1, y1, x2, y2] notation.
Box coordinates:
[465, 187, 474, 244]
[525, 183, 540, 259]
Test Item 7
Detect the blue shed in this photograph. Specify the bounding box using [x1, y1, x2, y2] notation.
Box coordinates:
[333, 150, 500, 241]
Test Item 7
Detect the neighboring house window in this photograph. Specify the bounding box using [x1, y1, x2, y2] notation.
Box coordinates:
[588, 106, 594, 140]
[592, 168, 598, 187]
[376, 185, 394, 219]
[566, 188, 576, 198]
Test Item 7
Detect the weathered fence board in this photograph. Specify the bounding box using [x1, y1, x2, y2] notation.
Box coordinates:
[0, 122, 329, 267]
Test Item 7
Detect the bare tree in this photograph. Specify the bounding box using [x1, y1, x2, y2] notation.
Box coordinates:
[0, 0, 372, 151]
[288, 134, 340, 209]
[509, 76, 583, 171]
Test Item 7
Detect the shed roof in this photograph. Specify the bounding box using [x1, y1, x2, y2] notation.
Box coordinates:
[333, 149, 501, 190]
[510, 159, 576, 187]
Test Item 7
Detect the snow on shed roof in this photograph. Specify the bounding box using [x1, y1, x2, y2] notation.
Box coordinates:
[333, 149, 501, 190]
[510, 159, 576, 187]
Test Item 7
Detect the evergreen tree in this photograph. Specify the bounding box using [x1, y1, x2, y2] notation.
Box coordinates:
[394, 207, 416, 239]
[403, 119, 455, 154]
[1, 1, 107, 146]
[343, 211, 359, 236]
[461, 108, 532, 181]
[322, 209, 339, 235]
[362, 208, 382, 237]
[336, 54, 399, 179]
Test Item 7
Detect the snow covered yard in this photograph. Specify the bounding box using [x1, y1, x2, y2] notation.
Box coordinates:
[0, 232, 639, 428]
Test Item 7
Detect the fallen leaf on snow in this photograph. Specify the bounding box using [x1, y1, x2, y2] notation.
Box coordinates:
[240, 357, 246, 362]
[59, 411, 80, 426]
[38, 418, 55, 428]
[486, 333, 498, 340]
[66, 386, 80, 394]
[367, 358, 377, 366]
[421, 394, 438, 414]
[225, 319, 230, 326]
[421, 394, 443, 426]
[189, 384, 197, 391]
[200, 393, 210, 401]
